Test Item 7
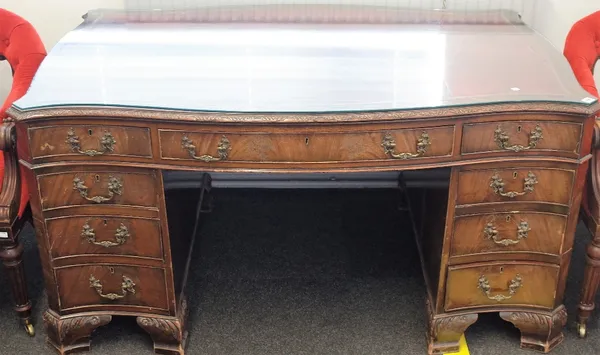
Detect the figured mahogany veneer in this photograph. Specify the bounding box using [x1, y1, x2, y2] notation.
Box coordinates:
[461, 120, 583, 156]
[451, 212, 567, 258]
[159, 126, 456, 163]
[38, 171, 159, 210]
[28, 125, 153, 161]
[444, 262, 560, 311]
[6, 102, 597, 355]
[46, 216, 163, 260]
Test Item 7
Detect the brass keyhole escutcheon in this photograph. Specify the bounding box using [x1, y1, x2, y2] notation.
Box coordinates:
[305, 137, 309, 146]
[512, 172, 518, 179]
[103, 219, 108, 226]
[517, 125, 522, 133]
[500, 266, 504, 273]
[506, 215, 511, 223]
[95, 174, 100, 183]
[109, 267, 115, 274]
[88, 129, 93, 136]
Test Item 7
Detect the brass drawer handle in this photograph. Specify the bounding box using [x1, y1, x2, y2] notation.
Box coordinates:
[66, 128, 116, 156]
[181, 135, 231, 162]
[483, 221, 531, 246]
[89, 274, 136, 300]
[477, 274, 522, 302]
[489, 172, 538, 198]
[81, 222, 130, 248]
[382, 131, 431, 160]
[73, 176, 123, 203]
[494, 125, 543, 152]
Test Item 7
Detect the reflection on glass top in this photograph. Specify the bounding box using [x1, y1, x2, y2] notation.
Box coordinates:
[13, 5, 597, 113]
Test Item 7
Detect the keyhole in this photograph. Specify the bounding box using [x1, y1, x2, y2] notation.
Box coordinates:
[506, 215, 511, 223]
[305, 137, 309, 146]
[109, 267, 115, 274]
[512, 172, 518, 179]
[500, 266, 504, 273]
[95, 175, 100, 182]
[103, 219, 108, 226]
[88, 129, 93, 136]
[517, 125, 522, 133]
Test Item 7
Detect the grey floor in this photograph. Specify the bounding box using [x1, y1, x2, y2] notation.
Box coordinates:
[0, 189, 599, 355]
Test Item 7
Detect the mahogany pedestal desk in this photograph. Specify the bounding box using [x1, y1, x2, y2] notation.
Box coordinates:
[6, 6, 600, 355]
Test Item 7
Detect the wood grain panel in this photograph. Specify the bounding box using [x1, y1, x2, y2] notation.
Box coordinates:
[56, 265, 168, 311]
[159, 126, 455, 163]
[38, 171, 158, 210]
[462, 121, 581, 156]
[451, 212, 566, 258]
[29, 125, 152, 160]
[46, 216, 163, 260]
[456, 168, 574, 206]
[445, 263, 559, 311]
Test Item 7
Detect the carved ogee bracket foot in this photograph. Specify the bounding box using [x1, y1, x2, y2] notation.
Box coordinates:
[137, 315, 188, 355]
[426, 300, 478, 355]
[499, 305, 567, 353]
[43, 311, 112, 355]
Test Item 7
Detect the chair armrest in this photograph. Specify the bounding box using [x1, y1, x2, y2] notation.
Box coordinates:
[0, 122, 21, 226]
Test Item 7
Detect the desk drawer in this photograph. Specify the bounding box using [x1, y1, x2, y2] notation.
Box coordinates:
[38, 171, 158, 210]
[461, 121, 581, 156]
[159, 126, 454, 163]
[451, 212, 566, 258]
[444, 263, 559, 311]
[46, 216, 163, 260]
[456, 168, 574, 206]
[56, 264, 168, 312]
[28, 125, 152, 160]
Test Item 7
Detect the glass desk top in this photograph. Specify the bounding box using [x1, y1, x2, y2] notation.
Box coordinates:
[12, 6, 597, 114]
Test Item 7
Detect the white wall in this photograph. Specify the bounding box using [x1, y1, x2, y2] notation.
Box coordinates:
[1, 0, 598, 104]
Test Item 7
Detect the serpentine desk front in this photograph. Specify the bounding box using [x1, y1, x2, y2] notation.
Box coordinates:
[6, 6, 600, 355]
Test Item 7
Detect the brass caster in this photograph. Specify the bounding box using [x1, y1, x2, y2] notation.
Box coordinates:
[24, 322, 34, 337]
[577, 323, 587, 338]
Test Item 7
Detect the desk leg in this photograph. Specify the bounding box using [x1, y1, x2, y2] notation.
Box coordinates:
[426, 299, 478, 355]
[43, 311, 112, 354]
[500, 306, 567, 352]
[137, 312, 187, 355]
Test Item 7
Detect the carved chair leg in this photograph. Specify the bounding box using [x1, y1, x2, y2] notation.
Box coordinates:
[137, 315, 188, 355]
[0, 239, 33, 336]
[43, 311, 112, 355]
[499, 305, 567, 353]
[577, 237, 600, 338]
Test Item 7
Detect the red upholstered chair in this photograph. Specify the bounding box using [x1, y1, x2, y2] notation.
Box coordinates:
[564, 10, 600, 338]
[0, 8, 47, 336]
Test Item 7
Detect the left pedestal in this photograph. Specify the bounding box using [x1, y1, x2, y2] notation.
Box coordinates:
[23, 161, 206, 355]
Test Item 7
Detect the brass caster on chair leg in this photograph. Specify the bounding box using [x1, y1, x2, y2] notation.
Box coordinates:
[577, 323, 587, 338]
[24, 321, 34, 337]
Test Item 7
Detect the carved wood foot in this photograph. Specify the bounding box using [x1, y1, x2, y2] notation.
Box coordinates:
[0, 240, 33, 336]
[426, 300, 478, 355]
[137, 315, 188, 355]
[137, 297, 189, 355]
[43, 311, 112, 354]
[499, 305, 567, 353]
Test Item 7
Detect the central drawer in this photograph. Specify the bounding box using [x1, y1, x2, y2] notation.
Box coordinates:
[158, 126, 455, 163]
